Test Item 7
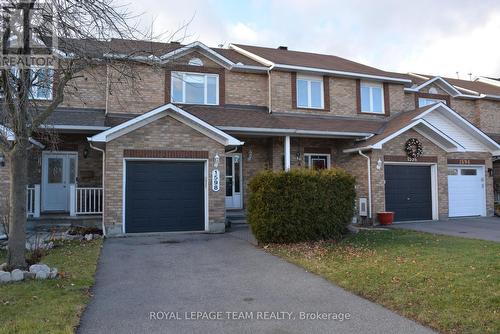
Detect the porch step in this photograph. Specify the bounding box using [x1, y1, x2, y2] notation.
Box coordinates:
[226, 210, 247, 225]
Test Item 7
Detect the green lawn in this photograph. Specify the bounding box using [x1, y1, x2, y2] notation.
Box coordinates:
[267, 229, 500, 334]
[0, 239, 102, 334]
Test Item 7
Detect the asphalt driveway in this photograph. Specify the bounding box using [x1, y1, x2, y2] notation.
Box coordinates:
[390, 216, 500, 242]
[78, 231, 434, 334]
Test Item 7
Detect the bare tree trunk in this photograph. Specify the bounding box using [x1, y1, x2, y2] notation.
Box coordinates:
[7, 140, 28, 269]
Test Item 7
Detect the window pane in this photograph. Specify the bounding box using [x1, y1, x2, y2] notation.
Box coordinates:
[185, 74, 204, 104]
[297, 79, 308, 107]
[207, 76, 217, 104]
[48, 158, 63, 183]
[461, 169, 477, 176]
[310, 81, 322, 108]
[32, 68, 53, 99]
[171, 73, 183, 102]
[234, 158, 240, 193]
[361, 86, 371, 111]
[372, 87, 383, 113]
[447, 168, 458, 176]
[225, 157, 233, 196]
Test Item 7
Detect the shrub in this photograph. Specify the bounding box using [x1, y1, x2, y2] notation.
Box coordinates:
[248, 168, 356, 244]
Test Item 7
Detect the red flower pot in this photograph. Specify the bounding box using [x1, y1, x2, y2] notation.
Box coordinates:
[377, 212, 395, 225]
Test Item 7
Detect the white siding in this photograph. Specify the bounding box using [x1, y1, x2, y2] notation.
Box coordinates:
[423, 112, 488, 152]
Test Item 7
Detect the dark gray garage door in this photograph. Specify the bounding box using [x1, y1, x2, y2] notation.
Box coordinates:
[125, 161, 205, 233]
[384, 165, 432, 222]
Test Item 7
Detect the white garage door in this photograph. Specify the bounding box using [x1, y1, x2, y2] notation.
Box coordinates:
[447, 166, 485, 217]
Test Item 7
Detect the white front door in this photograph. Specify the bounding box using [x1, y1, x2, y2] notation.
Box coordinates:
[448, 166, 486, 217]
[42, 153, 77, 212]
[225, 154, 243, 209]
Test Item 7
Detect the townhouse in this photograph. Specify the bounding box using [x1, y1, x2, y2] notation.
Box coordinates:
[1, 39, 499, 235]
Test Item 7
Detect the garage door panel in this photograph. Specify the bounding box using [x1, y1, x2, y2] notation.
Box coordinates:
[448, 167, 484, 217]
[384, 165, 433, 222]
[125, 161, 205, 233]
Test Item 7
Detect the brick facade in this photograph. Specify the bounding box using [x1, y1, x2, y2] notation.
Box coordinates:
[103, 115, 226, 235]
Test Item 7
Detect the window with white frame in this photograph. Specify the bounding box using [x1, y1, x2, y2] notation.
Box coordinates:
[418, 97, 446, 107]
[297, 75, 324, 109]
[171, 71, 219, 105]
[304, 153, 331, 170]
[31, 68, 53, 100]
[360, 81, 384, 113]
[6, 67, 53, 100]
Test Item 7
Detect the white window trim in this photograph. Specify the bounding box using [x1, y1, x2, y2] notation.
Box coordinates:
[418, 97, 446, 107]
[360, 81, 384, 114]
[296, 75, 324, 109]
[304, 153, 331, 169]
[171, 71, 219, 105]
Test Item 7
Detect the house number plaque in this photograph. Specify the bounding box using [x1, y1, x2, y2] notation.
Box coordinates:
[212, 169, 220, 192]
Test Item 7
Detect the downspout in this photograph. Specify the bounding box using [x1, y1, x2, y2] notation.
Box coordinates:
[267, 64, 275, 114]
[358, 150, 372, 221]
[89, 141, 107, 237]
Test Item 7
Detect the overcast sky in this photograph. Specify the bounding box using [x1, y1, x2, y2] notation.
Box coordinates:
[119, 0, 500, 79]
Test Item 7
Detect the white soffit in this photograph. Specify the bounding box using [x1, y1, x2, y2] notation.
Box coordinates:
[416, 103, 500, 153]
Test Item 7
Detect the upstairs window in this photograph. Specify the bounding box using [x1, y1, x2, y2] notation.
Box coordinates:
[297, 75, 324, 109]
[360, 81, 384, 114]
[418, 97, 446, 107]
[171, 71, 218, 105]
[31, 68, 53, 100]
[5, 67, 53, 100]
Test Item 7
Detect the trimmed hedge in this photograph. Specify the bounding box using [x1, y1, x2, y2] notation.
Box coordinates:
[247, 168, 356, 244]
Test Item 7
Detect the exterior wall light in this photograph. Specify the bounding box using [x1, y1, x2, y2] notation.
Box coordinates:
[247, 149, 253, 161]
[0, 153, 4, 167]
[214, 153, 220, 168]
[376, 158, 383, 170]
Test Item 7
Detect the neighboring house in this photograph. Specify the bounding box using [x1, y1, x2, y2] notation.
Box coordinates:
[1, 39, 499, 235]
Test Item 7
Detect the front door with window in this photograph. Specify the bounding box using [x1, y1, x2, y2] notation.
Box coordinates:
[225, 154, 242, 209]
[42, 153, 77, 212]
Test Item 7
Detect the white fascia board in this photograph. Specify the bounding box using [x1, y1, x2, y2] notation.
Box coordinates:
[228, 44, 275, 67]
[452, 85, 480, 96]
[412, 76, 462, 96]
[88, 103, 243, 146]
[230, 64, 269, 73]
[218, 126, 373, 138]
[408, 72, 430, 80]
[159, 41, 235, 69]
[343, 146, 373, 153]
[273, 64, 412, 84]
[476, 77, 500, 87]
[40, 125, 110, 131]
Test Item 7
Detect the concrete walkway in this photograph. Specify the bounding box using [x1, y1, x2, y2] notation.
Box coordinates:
[390, 216, 500, 242]
[78, 231, 434, 334]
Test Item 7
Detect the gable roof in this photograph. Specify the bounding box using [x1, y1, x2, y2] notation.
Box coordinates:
[88, 103, 243, 146]
[345, 103, 500, 154]
[405, 73, 500, 98]
[104, 39, 266, 71]
[230, 44, 412, 84]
